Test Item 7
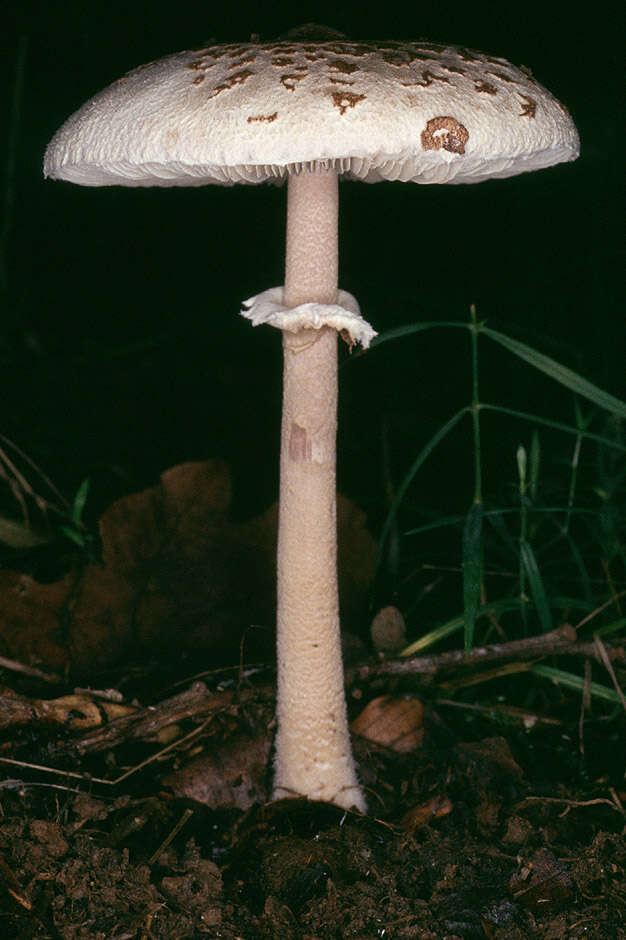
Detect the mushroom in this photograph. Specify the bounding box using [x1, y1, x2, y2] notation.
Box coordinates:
[44, 27, 579, 812]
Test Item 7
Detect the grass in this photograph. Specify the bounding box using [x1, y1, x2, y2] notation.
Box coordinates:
[370, 306, 625, 708]
[0, 433, 93, 553]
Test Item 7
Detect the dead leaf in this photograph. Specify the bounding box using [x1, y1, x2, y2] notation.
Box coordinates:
[401, 795, 453, 831]
[456, 736, 525, 781]
[164, 727, 272, 810]
[0, 460, 376, 675]
[351, 695, 424, 752]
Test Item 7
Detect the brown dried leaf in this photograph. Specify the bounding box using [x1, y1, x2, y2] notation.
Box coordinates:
[456, 736, 525, 781]
[0, 569, 76, 671]
[401, 795, 453, 831]
[164, 728, 272, 810]
[0, 460, 376, 675]
[351, 695, 424, 752]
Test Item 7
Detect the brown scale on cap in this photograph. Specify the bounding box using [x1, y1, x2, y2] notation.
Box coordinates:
[379, 51, 410, 66]
[331, 91, 367, 115]
[421, 116, 470, 155]
[456, 47, 482, 62]
[486, 68, 517, 84]
[204, 69, 254, 97]
[227, 45, 252, 58]
[247, 112, 278, 124]
[328, 59, 359, 87]
[328, 58, 361, 75]
[229, 55, 257, 68]
[518, 94, 538, 117]
[179, 38, 551, 123]
[475, 80, 498, 95]
[280, 70, 308, 92]
[403, 69, 454, 88]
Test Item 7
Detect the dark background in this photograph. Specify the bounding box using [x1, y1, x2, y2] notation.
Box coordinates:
[1, 1, 622, 555]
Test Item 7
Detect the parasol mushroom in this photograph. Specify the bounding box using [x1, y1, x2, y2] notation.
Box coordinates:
[44, 26, 579, 812]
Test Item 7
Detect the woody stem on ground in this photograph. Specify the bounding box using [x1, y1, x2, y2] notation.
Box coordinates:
[272, 168, 365, 811]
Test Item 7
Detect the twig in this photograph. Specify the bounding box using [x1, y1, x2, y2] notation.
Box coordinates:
[0, 719, 210, 787]
[578, 658, 592, 756]
[516, 794, 625, 816]
[147, 808, 194, 866]
[0, 655, 61, 683]
[0, 680, 273, 764]
[0, 854, 32, 911]
[601, 559, 623, 616]
[361, 625, 624, 678]
[49, 681, 272, 759]
[435, 698, 562, 726]
[0, 687, 133, 731]
[575, 589, 626, 630]
[593, 633, 626, 713]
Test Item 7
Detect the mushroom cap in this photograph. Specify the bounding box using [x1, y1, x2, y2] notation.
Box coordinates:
[44, 38, 579, 187]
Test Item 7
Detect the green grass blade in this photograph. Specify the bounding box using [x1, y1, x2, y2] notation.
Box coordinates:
[486, 508, 518, 556]
[529, 431, 541, 504]
[563, 534, 593, 602]
[531, 664, 621, 703]
[375, 407, 468, 576]
[71, 478, 90, 524]
[462, 502, 484, 651]
[519, 538, 553, 632]
[370, 321, 468, 347]
[59, 524, 88, 548]
[482, 404, 626, 452]
[400, 598, 525, 657]
[594, 617, 626, 639]
[405, 505, 597, 537]
[544, 595, 596, 612]
[482, 327, 626, 418]
[371, 321, 626, 417]
[400, 615, 465, 656]
[404, 512, 467, 536]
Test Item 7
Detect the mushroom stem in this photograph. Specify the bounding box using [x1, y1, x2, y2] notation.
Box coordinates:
[273, 168, 365, 811]
[284, 167, 338, 306]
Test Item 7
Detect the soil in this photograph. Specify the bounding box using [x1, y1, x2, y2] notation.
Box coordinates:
[1, 671, 624, 940]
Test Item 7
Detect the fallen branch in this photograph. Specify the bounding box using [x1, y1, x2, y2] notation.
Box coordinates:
[358, 625, 625, 678]
[0, 654, 60, 683]
[0, 686, 134, 731]
[44, 682, 272, 760]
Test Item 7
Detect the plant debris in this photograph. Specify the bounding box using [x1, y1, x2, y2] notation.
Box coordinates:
[0, 462, 624, 938]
